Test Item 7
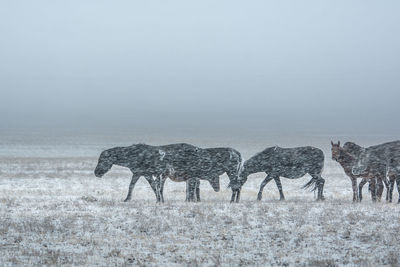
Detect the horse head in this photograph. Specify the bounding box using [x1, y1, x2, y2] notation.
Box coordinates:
[207, 175, 220, 192]
[330, 141, 341, 161]
[94, 149, 115, 177]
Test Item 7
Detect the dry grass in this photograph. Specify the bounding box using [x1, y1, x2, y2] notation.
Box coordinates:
[1, 157, 400, 266]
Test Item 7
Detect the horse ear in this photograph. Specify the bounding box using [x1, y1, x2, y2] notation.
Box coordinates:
[338, 141, 340, 146]
[331, 141, 334, 146]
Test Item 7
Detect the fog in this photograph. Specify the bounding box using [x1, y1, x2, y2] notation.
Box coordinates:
[1, 1, 399, 134]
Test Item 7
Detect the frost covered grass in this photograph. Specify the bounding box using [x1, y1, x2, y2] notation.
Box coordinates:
[1, 157, 400, 266]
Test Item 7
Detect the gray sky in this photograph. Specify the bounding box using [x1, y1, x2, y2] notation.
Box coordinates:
[1, 1, 399, 134]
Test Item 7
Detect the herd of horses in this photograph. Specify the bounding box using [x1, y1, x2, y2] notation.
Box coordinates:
[94, 141, 400, 203]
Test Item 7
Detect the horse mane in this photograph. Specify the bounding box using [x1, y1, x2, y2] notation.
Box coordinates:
[343, 142, 363, 157]
[131, 143, 146, 147]
[253, 146, 277, 158]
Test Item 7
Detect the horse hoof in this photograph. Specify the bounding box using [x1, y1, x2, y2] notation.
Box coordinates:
[123, 199, 129, 202]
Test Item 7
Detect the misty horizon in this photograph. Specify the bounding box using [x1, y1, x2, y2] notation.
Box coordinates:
[1, 1, 399, 134]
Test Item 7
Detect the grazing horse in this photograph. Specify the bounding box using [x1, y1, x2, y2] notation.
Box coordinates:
[157, 145, 242, 202]
[94, 143, 221, 202]
[331, 141, 387, 202]
[239, 146, 325, 201]
[352, 140, 400, 203]
[94, 144, 164, 202]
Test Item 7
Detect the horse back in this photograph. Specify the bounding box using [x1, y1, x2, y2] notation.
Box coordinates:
[275, 146, 324, 165]
[205, 147, 242, 173]
[365, 140, 400, 164]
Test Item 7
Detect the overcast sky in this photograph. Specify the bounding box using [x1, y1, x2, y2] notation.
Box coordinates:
[1, 1, 399, 134]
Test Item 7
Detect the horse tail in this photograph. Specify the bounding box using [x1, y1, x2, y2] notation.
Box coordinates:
[302, 178, 318, 191]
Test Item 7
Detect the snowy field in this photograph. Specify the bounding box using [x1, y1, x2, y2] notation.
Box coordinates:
[1, 132, 400, 266]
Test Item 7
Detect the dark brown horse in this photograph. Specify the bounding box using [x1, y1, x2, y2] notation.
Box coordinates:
[331, 141, 387, 202]
[352, 140, 400, 203]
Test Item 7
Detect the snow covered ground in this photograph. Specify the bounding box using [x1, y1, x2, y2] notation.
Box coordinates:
[1, 133, 400, 266]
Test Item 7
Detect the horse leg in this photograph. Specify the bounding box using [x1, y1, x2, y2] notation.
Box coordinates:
[387, 172, 395, 203]
[195, 179, 200, 202]
[389, 179, 395, 203]
[185, 181, 190, 202]
[230, 189, 240, 203]
[358, 178, 367, 202]
[309, 173, 325, 201]
[257, 174, 274, 201]
[188, 178, 197, 202]
[124, 175, 140, 202]
[376, 177, 384, 202]
[159, 175, 167, 203]
[227, 172, 240, 203]
[235, 189, 240, 203]
[316, 175, 325, 201]
[396, 175, 400, 203]
[230, 190, 236, 203]
[144, 176, 160, 202]
[185, 179, 194, 202]
[383, 176, 389, 202]
[351, 178, 358, 202]
[273, 177, 285, 200]
[154, 175, 161, 202]
[370, 178, 377, 202]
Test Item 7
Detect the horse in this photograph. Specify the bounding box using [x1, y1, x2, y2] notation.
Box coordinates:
[94, 143, 221, 202]
[352, 140, 400, 203]
[239, 146, 325, 201]
[344, 142, 387, 200]
[156, 145, 242, 203]
[94, 144, 163, 202]
[345, 142, 392, 201]
[331, 141, 387, 202]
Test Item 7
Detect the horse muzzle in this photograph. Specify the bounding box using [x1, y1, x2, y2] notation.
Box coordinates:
[94, 169, 104, 178]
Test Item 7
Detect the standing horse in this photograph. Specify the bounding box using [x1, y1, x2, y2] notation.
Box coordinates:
[239, 146, 325, 201]
[331, 141, 388, 202]
[94, 144, 164, 202]
[156, 145, 242, 202]
[345, 142, 386, 201]
[352, 140, 400, 203]
[94, 143, 221, 202]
